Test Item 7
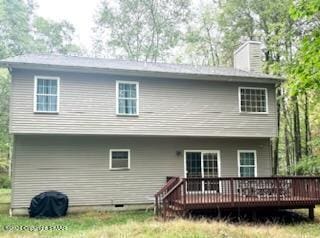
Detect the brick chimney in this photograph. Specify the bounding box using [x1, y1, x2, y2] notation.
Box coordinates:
[233, 41, 262, 73]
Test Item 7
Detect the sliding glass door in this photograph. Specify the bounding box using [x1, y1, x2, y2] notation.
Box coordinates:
[185, 151, 220, 192]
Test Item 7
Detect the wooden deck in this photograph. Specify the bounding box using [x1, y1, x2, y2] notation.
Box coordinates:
[155, 176, 320, 220]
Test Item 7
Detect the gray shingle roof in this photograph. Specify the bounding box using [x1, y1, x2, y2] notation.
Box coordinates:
[0, 54, 282, 81]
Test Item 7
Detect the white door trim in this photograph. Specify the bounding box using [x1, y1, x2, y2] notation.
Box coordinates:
[183, 150, 221, 178]
[184, 150, 221, 193]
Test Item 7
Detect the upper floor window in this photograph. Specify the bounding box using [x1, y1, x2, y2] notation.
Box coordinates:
[238, 150, 257, 177]
[239, 87, 268, 113]
[116, 81, 139, 116]
[34, 76, 60, 113]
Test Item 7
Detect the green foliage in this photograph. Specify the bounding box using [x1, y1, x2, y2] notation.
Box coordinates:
[294, 155, 320, 175]
[94, 0, 191, 61]
[217, 0, 257, 65]
[33, 17, 82, 55]
[0, 174, 10, 189]
[290, 0, 320, 19]
[0, 188, 10, 203]
[0, 0, 34, 58]
[0, 69, 10, 158]
[288, 0, 320, 95]
[282, 0, 320, 176]
[217, 0, 294, 71]
[0, 0, 82, 58]
[0, 156, 9, 172]
[181, 2, 222, 66]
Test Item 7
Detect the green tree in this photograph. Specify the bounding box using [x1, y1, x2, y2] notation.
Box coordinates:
[181, 2, 222, 66]
[94, 0, 191, 62]
[289, 0, 320, 174]
[216, 0, 311, 175]
[0, 0, 82, 173]
[0, 0, 34, 58]
[0, 0, 83, 58]
[0, 0, 33, 165]
[217, 0, 257, 66]
[218, 0, 295, 72]
[0, 69, 10, 159]
[289, 0, 320, 94]
[33, 17, 82, 55]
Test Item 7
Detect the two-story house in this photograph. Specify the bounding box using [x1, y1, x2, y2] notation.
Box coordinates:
[1, 41, 282, 215]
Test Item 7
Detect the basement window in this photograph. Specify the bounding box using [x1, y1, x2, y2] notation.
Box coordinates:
[239, 87, 268, 113]
[109, 149, 130, 170]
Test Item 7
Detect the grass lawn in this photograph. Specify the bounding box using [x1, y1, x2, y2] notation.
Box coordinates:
[1, 189, 320, 238]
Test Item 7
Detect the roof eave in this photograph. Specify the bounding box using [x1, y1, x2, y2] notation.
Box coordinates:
[0, 61, 283, 83]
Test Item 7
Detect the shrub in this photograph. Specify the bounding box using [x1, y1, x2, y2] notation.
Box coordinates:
[0, 174, 10, 188]
[293, 155, 320, 175]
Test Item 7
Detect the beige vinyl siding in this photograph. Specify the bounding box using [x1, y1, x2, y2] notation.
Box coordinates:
[10, 69, 277, 138]
[249, 43, 263, 73]
[12, 135, 271, 209]
[234, 43, 251, 72]
[234, 41, 262, 73]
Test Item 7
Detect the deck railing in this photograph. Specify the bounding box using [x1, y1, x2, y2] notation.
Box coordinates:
[154, 176, 181, 216]
[155, 176, 320, 219]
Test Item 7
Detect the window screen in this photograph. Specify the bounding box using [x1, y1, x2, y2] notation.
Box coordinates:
[110, 150, 130, 169]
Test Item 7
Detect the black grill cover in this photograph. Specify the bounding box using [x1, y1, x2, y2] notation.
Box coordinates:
[29, 191, 68, 218]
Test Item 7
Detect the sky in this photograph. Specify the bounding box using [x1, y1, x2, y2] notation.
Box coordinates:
[35, 0, 101, 50]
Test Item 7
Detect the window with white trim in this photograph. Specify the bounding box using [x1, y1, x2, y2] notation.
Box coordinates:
[239, 87, 267, 113]
[34, 76, 59, 113]
[110, 149, 130, 169]
[116, 81, 139, 115]
[238, 151, 256, 177]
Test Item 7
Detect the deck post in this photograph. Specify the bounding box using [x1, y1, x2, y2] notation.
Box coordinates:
[163, 200, 167, 221]
[237, 207, 241, 221]
[309, 206, 315, 220]
[183, 179, 186, 209]
[230, 178, 234, 206]
[155, 195, 158, 215]
[252, 210, 257, 221]
[276, 177, 280, 205]
[217, 207, 221, 220]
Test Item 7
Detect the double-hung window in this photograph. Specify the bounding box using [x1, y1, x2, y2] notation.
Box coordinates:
[239, 87, 268, 113]
[238, 150, 257, 177]
[116, 81, 139, 116]
[109, 149, 130, 170]
[34, 76, 60, 113]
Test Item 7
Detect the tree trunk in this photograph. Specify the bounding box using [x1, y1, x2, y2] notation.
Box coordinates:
[304, 92, 311, 156]
[282, 90, 291, 174]
[290, 110, 296, 174]
[205, 27, 217, 66]
[293, 95, 302, 164]
[273, 85, 281, 175]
